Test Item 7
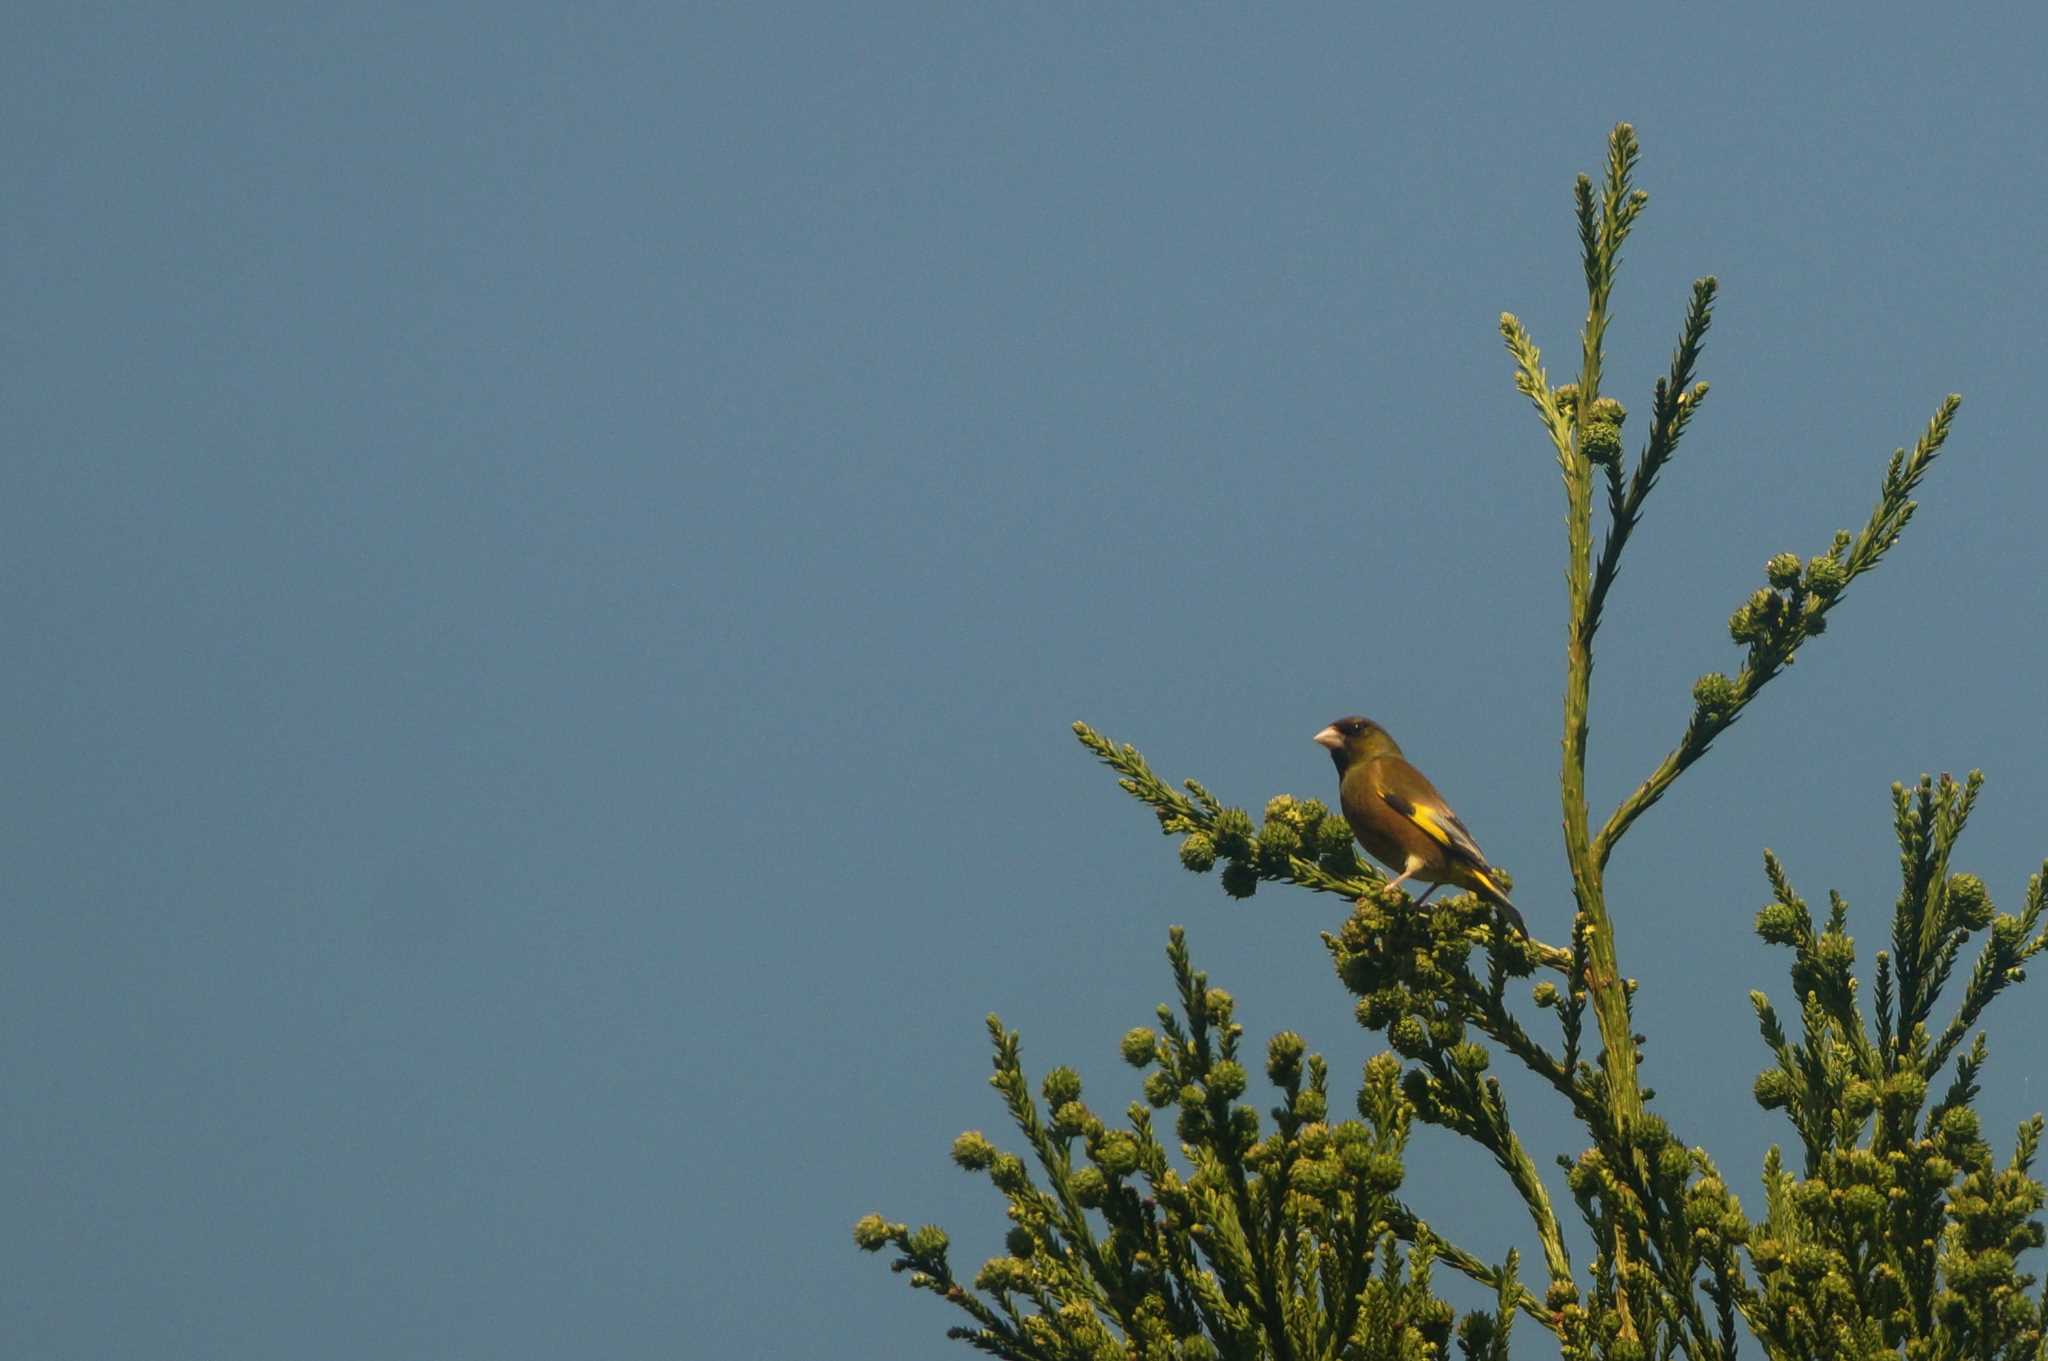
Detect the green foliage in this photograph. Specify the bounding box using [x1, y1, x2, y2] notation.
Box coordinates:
[855, 929, 1524, 1360]
[1744, 776, 2048, 1359]
[857, 126, 2045, 1358]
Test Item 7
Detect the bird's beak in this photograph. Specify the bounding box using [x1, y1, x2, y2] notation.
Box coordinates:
[1313, 725, 1342, 750]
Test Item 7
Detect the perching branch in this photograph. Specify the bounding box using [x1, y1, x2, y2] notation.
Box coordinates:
[1071, 721, 1573, 973]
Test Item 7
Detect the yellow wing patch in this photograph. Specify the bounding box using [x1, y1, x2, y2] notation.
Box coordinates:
[1380, 789, 1487, 869]
[1403, 802, 1456, 850]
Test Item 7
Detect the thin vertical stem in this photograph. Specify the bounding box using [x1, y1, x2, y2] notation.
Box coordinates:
[1563, 126, 1648, 1341]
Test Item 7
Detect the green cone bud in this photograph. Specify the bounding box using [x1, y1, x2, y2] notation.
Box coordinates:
[1211, 808, 1254, 859]
[951, 1131, 997, 1171]
[1945, 872, 1992, 931]
[975, 1256, 1035, 1294]
[1389, 1016, 1429, 1057]
[1755, 901, 1800, 944]
[1730, 588, 1777, 645]
[1256, 817, 1300, 871]
[1205, 1060, 1248, 1101]
[1754, 1068, 1794, 1108]
[1265, 1031, 1306, 1086]
[1880, 1069, 1927, 1112]
[1051, 1101, 1096, 1139]
[1121, 1027, 1158, 1067]
[1805, 552, 1849, 597]
[1582, 419, 1624, 465]
[1364, 1150, 1404, 1192]
[1583, 397, 1627, 460]
[1042, 1066, 1082, 1107]
[1449, 1042, 1490, 1074]
[853, 1213, 901, 1250]
[1691, 671, 1739, 720]
[1178, 832, 1217, 874]
[1766, 552, 1803, 588]
[1291, 1156, 1342, 1196]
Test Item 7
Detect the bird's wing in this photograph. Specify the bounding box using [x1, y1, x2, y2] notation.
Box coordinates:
[1378, 787, 1492, 871]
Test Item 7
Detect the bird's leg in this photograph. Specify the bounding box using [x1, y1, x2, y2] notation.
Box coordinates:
[1381, 857, 1425, 902]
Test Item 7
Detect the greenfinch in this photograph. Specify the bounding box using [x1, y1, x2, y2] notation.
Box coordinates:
[1314, 716, 1528, 937]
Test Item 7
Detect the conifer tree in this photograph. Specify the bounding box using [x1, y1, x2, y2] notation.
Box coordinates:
[856, 125, 2048, 1361]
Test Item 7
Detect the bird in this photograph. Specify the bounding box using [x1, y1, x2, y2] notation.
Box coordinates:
[1313, 715, 1528, 938]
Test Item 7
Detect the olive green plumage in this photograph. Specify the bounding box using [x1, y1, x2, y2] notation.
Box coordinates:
[1314, 716, 1528, 937]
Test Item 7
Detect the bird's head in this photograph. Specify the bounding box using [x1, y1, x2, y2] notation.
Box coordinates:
[1313, 715, 1401, 770]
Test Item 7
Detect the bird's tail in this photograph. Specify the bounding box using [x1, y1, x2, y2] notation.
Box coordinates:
[1473, 870, 1529, 939]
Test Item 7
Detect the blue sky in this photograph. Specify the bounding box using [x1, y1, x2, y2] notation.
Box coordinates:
[6, 5, 2046, 1358]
